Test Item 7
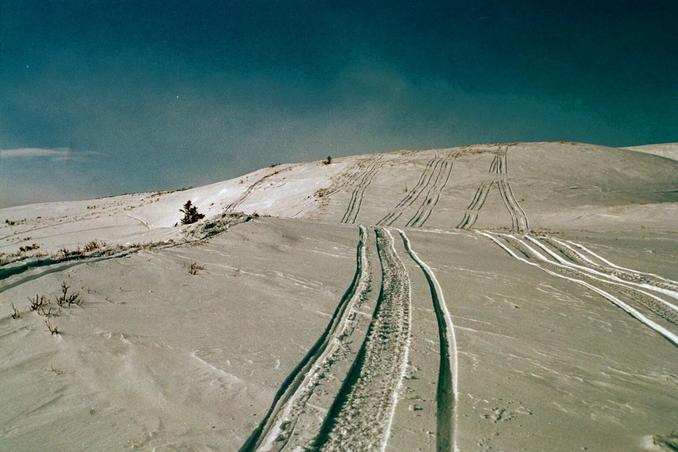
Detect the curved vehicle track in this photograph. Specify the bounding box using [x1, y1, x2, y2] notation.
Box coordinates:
[340, 157, 383, 224]
[226, 166, 292, 212]
[378, 154, 444, 226]
[479, 231, 678, 346]
[406, 157, 455, 228]
[457, 146, 529, 232]
[399, 229, 458, 452]
[548, 237, 678, 294]
[240, 226, 376, 451]
[314, 228, 412, 451]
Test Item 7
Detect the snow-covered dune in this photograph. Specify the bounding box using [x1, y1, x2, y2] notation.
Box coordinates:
[1, 142, 677, 451]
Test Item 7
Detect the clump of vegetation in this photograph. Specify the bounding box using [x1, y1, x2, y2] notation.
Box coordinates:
[45, 319, 60, 335]
[188, 262, 205, 275]
[19, 243, 40, 253]
[10, 303, 21, 319]
[323, 155, 332, 165]
[4, 219, 16, 226]
[55, 282, 82, 307]
[29, 294, 50, 312]
[57, 247, 83, 259]
[83, 240, 105, 252]
[314, 188, 329, 198]
[180, 200, 205, 225]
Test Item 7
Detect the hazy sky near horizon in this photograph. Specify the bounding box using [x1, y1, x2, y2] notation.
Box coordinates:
[1, 0, 677, 207]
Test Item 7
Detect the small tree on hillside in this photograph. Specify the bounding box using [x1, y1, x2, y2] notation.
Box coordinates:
[180, 200, 205, 225]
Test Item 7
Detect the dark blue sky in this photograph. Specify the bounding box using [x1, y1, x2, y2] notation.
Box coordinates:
[1, 0, 677, 206]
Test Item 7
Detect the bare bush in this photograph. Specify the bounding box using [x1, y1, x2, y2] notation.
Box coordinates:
[29, 294, 49, 312]
[189, 262, 205, 275]
[45, 319, 60, 335]
[55, 282, 82, 307]
[10, 303, 21, 319]
[83, 240, 105, 252]
[19, 243, 40, 253]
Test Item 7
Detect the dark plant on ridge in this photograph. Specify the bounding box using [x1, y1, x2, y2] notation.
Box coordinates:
[180, 200, 205, 225]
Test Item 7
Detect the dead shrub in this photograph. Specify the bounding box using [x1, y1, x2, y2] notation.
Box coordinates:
[19, 243, 40, 253]
[189, 262, 205, 275]
[45, 319, 60, 335]
[55, 282, 82, 307]
[29, 294, 49, 312]
[83, 240, 105, 252]
[10, 303, 21, 319]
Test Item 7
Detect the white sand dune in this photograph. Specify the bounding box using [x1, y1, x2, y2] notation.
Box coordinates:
[622, 142, 678, 161]
[1, 141, 677, 451]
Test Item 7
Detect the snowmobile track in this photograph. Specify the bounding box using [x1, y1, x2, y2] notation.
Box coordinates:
[340, 157, 383, 224]
[314, 228, 412, 451]
[480, 231, 678, 346]
[378, 154, 443, 226]
[399, 230, 458, 452]
[241, 226, 375, 451]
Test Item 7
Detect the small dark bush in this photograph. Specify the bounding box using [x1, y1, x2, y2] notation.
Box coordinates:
[55, 282, 81, 307]
[19, 243, 40, 253]
[45, 319, 60, 335]
[83, 240, 105, 252]
[188, 262, 205, 275]
[29, 294, 49, 311]
[10, 303, 21, 319]
[180, 200, 205, 225]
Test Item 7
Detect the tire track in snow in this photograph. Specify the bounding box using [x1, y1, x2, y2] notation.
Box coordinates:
[398, 229, 458, 452]
[519, 236, 678, 325]
[406, 156, 455, 228]
[340, 157, 383, 224]
[456, 152, 499, 230]
[457, 146, 529, 232]
[240, 226, 375, 451]
[226, 166, 292, 212]
[314, 228, 412, 451]
[378, 154, 443, 226]
[478, 231, 678, 346]
[495, 149, 529, 232]
[550, 237, 678, 293]
[525, 236, 678, 317]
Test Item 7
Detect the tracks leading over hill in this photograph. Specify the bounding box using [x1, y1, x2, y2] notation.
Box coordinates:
[480, 231, 678, 346]
[377, 152, 456, 228]
[457, 146, 529, 232]
[242, 226, 460, 451]
[340, 156, 384, 224]
[226, 166, 292, 212]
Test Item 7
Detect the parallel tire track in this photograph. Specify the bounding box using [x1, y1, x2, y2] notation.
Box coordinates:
[406, 157, 455, 228]
[457, 146, 529, 232]
[456, 152, 499, 230]
[479, 231, 678, 346]
[495, 151, 529, 232]
[240, 226, 373, 451]
[341, 157, 383, 224]
[523, 235, 678, 323]
[399, 230, 458, 452]
[227, 166, 292, 212]
[314, 228, 412, 451]
[378, 155, 442, 226]
[549, 237, 678, 293]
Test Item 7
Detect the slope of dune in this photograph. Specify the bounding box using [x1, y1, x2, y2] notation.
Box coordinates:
[623, 142, 678, 161]
[1, 142, 677, 451]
